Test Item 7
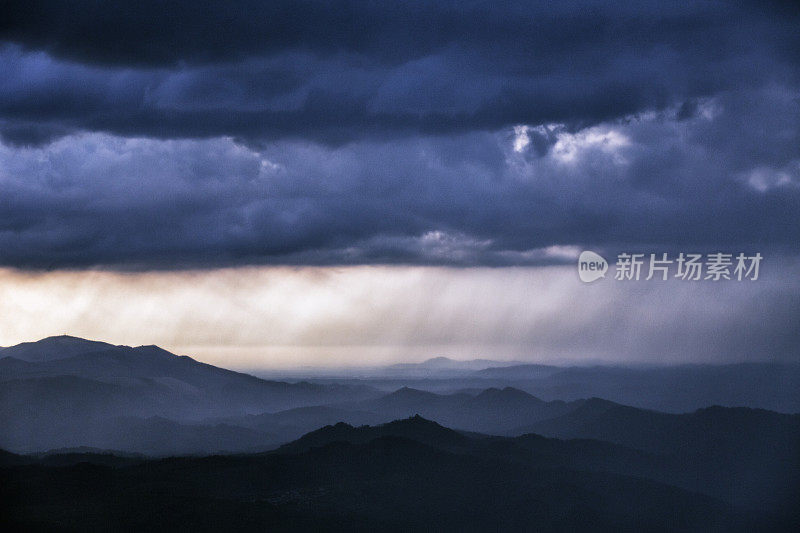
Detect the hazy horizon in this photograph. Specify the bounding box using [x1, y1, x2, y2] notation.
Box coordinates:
[2, 260, 798, 370]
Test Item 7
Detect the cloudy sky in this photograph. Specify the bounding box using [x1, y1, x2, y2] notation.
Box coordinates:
[0, 1, 798, 367]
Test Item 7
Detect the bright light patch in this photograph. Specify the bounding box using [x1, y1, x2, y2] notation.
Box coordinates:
[513, 125, 530, 152]
[0, 263, 795, 368]
[745, 163, 799, 192]
[552, 127, 630, 164]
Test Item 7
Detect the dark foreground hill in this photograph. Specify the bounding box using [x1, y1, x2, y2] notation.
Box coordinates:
[3, 417, 796, 533]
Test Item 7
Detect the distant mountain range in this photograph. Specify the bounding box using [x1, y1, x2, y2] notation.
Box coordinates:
[385, 356, 525, 373]
[253, 356, 800, 413]
[2, 336, 799, 457]
[346, 385, 575, 434]
[471, 362, 800, 413]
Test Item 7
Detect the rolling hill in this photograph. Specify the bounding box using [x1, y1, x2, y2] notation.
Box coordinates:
[0, 336, 379, 453]
[2, 417, 796, 532]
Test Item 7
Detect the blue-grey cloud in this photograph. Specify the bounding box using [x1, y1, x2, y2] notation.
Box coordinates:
[0, 1, 798, 269]
[0, 1, 799, 144]
[0, 86, 798, 268]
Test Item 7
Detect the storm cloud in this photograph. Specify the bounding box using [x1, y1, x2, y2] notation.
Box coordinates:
[2, 1, 799, 143]
[0, 1, 798, 268]
[1, 91, 798, 268]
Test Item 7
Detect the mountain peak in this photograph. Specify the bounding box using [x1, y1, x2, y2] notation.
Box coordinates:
[38, 334, 106, 346]
[422, 356, 454, 364]
[26, 334, 108, 345]
[132, 345, 176, 359]
[395, 386, 428, 395]
[572, 397, 621, 415]
[0, 336, 182, 365]
[382, 414, 448, 431]
[474, 386, 540, 403]
[1, 335, 116, 362]
[382, 387, 440, 402]
[279, 415, 468, 454]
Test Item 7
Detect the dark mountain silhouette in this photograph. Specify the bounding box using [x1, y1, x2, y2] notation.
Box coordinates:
[517, 399, 800, 512]
[278, 415, 469, 454]
[519, 398, 800, 455]
[2, 449, 147, 468]
[259, 416, 799, 516]
[2, 417, 795, 532]
[0, 449, 31, 467]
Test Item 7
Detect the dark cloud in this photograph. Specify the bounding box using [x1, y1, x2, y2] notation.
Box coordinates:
[2, 1, 784, 67]
[0, 86, 798, 269]
[0, 1, 798, 143]
[0, 1, 798, 269]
